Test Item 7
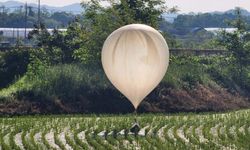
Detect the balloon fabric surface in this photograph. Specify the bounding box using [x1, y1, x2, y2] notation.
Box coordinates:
[102, 24, 169, 109]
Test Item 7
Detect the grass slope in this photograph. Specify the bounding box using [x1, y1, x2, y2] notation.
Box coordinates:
[0, 56, 249, 114]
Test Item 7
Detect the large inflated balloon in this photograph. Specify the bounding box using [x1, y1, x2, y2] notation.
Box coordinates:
[102, 24, 169, 109]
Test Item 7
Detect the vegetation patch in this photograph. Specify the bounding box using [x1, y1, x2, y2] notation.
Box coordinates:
[0, 56, 249, 114]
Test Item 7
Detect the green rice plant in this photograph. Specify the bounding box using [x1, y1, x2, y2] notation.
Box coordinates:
[54, 131, 66, 150]
[73, 130, 89, 150]
[1, 133, 12, 150]
[9, 129, 21, 150]
[85, 133, 104, 150]
[0, 109, 250, 149]
[41, 130, 54, 150]
[65, 132, 82, 150]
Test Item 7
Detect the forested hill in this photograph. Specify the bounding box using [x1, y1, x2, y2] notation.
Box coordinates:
[1, 10, 250, 31]
[0, 11, 79, 28]
[1, 1, 250, 30]
[161, 9, 250, 35]
[0, 1, 82, 14]
[0, 1, 82, 28]
[174, 11, 250, 28]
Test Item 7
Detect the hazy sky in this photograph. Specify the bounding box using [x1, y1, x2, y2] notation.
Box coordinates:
[2, 0, 250, 13]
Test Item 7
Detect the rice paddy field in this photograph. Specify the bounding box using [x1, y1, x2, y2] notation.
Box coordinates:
[0, 109, 250, 150]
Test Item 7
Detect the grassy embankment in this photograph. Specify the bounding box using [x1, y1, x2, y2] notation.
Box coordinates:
[0, 55, 249, 114]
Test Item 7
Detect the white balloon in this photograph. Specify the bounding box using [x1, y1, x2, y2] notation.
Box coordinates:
[102, 24, 169, 109]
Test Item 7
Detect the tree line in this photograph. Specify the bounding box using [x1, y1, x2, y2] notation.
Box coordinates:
[161, 9, 250, 35]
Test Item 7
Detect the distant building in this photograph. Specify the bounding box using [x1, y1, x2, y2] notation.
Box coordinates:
[0, 28, 67, 38]
[204, 28, 237, 34]
[190, 27, 238, 35]
[0, 41, 11, 47]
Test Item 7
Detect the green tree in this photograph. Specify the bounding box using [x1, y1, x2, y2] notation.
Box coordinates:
[28, 22, 81, 64]
[73, 0, 169, 66]
[0, 49, 30, 88]
[28, 0, 175, 67]
[218, 7, 250, 90]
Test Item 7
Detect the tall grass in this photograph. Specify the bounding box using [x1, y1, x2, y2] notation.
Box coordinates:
[0, 64, 111, 102]
[163, 56, 215, 89]
[29, 64, 110, 100]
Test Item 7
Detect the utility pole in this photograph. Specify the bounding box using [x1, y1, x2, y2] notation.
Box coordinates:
[0, 6, 3, 14]
[24, 2, 28, 39]
[38, 0, 41, 28]
[0, 6, 2, 26]
[1, 6, 5, 27]
[1, 6, 5, 14]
